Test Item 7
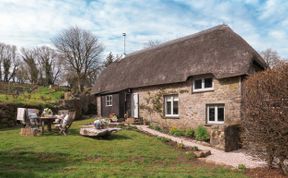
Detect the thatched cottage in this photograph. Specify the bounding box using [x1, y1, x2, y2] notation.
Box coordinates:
[92, 25, 266, 150]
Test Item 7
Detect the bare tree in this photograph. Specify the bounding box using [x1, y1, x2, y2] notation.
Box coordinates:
[21, 48, 39, 84]
[52, 26, 104, 92]
[260, 48, 282, 68]
[36, 46, 62, 85]
[104, 52, 114, 67]
[144, 40, 161, 48]
[15, 61, 30, 83]
[242, 63, 288, 175]
[0, 43, 19, 82]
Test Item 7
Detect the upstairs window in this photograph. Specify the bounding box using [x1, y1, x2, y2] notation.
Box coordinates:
[193, 78, 213, 92]
[106, 95, 112, 106]
[207, 105, 224, 124]
[164, 95, 179, 117]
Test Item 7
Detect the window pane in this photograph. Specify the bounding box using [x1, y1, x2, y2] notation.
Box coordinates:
[173, 100, 178, 115]
[218, 107, 224, 121]
[166, 101, 171, 115]
[194, 79, 202, 89]
[209, 107, 215, 121]
[204, 78, 212, 88]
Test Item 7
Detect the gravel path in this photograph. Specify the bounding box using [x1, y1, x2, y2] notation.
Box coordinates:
[136, 125, 266, 168]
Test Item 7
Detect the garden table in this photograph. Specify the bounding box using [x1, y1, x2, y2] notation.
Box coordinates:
[39, 116, 57, 133]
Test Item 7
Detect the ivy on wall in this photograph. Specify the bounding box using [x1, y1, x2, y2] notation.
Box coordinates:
[140, 89, 178, 119]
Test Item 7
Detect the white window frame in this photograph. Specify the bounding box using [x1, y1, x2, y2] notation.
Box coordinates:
[193, 78, 214, 92]
[207, 105, 224, 124]
[164, 95, 179, 117]
[105, 95, 112, 106]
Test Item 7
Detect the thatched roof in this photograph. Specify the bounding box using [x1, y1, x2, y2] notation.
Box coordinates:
[92, 25, 266, 94]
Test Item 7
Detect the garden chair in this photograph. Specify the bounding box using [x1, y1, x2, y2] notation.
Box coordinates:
[27, 109, 40, 127]
[53, 110, 69, 124]
[16, 108, 27, 126]
[54, 111, 76, 136]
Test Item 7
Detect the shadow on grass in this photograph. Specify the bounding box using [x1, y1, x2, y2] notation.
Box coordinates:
[0, 151, 77, 178]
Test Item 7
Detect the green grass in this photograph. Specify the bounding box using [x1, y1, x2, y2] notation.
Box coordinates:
[0, 119, 247, 178]
[0, 86, 64, 106]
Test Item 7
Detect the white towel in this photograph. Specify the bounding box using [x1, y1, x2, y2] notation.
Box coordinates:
[16, 108, 26, 121]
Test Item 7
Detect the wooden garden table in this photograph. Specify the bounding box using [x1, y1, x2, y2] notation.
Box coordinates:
[39, 116, 57, 133]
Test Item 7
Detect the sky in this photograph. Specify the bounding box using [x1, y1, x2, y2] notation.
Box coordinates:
[0, 0, 287, 59]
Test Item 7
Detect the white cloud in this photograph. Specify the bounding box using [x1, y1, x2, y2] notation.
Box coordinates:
[0, 0, 287, 58]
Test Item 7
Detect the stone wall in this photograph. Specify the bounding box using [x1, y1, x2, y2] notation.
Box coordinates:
[134, 76, 242, 129]
[133, 76, 242, 151]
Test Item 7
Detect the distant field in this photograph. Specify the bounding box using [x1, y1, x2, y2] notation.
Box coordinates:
[0, 86, 65, 106]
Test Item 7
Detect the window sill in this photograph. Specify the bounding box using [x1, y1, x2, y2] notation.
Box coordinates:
[164, 116, 179, 119]
[205, 123, 224, 126]
[192, 88, 214, 93]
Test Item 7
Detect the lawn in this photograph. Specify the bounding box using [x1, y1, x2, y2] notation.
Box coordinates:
[0, 119, 247, 178]
[0, 86, 64, 106]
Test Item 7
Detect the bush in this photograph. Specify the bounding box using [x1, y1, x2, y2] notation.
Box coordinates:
[238, 164, 246, 172]
[242, 63, 288, 175]
[185, 151, 197, 160]
[195, 125, 209, 141]
[157, 137, 171, 143]
[177, 142, 185, 149]
[185, 128, 195, 138]
[149, 124, 162, 131]
[169, 128, 185, 137]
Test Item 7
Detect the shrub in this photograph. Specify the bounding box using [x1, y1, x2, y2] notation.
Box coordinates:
[149, 124, 162, 132]
[191, 146, 199, 151]
[185, 151, 197, 160]
[169, 128, 185, 137]
[157, 137, 171, 143]
[177, 142, 185, 149]
[195, 125, 209, 141]
[238, 164, 246, 172]
[242, 63, 288, 175]
[185, 128, 195, 138]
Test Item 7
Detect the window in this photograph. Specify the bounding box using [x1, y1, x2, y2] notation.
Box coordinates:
[207, 105, 224, 124]
[164, 95, 179, 117]
[193, 78, 213, 92]
[105, 95, 112, 106]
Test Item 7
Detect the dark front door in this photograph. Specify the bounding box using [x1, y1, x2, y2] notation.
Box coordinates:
[125, 93, 131, 117]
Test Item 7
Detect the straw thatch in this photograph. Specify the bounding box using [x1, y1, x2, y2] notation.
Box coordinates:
[92, 25, 266, 94]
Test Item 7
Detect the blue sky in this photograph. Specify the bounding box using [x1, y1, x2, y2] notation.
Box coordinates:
[0, 0, 287, 59]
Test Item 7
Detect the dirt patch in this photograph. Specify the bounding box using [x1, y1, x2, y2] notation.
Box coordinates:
[246, 167, 286, 178]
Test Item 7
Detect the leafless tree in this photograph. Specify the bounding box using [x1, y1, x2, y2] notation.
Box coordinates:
[144, 40, 161, 48]
[260, 48, 282, 68]
[21, 48, 39, 84]
[35, 46, 62, 85]
[52, 26, 104, 92]
[104, 52, 114, 67]
[242, 64, 288, 175]
[0, 43, 19, 82]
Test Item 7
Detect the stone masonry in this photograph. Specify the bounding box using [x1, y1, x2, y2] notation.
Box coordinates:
[133, 76, 242, 151]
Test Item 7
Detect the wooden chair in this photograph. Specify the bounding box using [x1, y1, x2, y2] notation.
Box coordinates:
[55, 111, 76, 136]
[27, 109, 40, 127]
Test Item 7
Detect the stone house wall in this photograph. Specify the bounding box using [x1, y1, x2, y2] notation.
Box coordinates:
[133, 76, 242, 129]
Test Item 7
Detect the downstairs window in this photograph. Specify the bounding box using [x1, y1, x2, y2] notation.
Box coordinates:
[164, 95, 179, 117]
[207, 104, 224, 124]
